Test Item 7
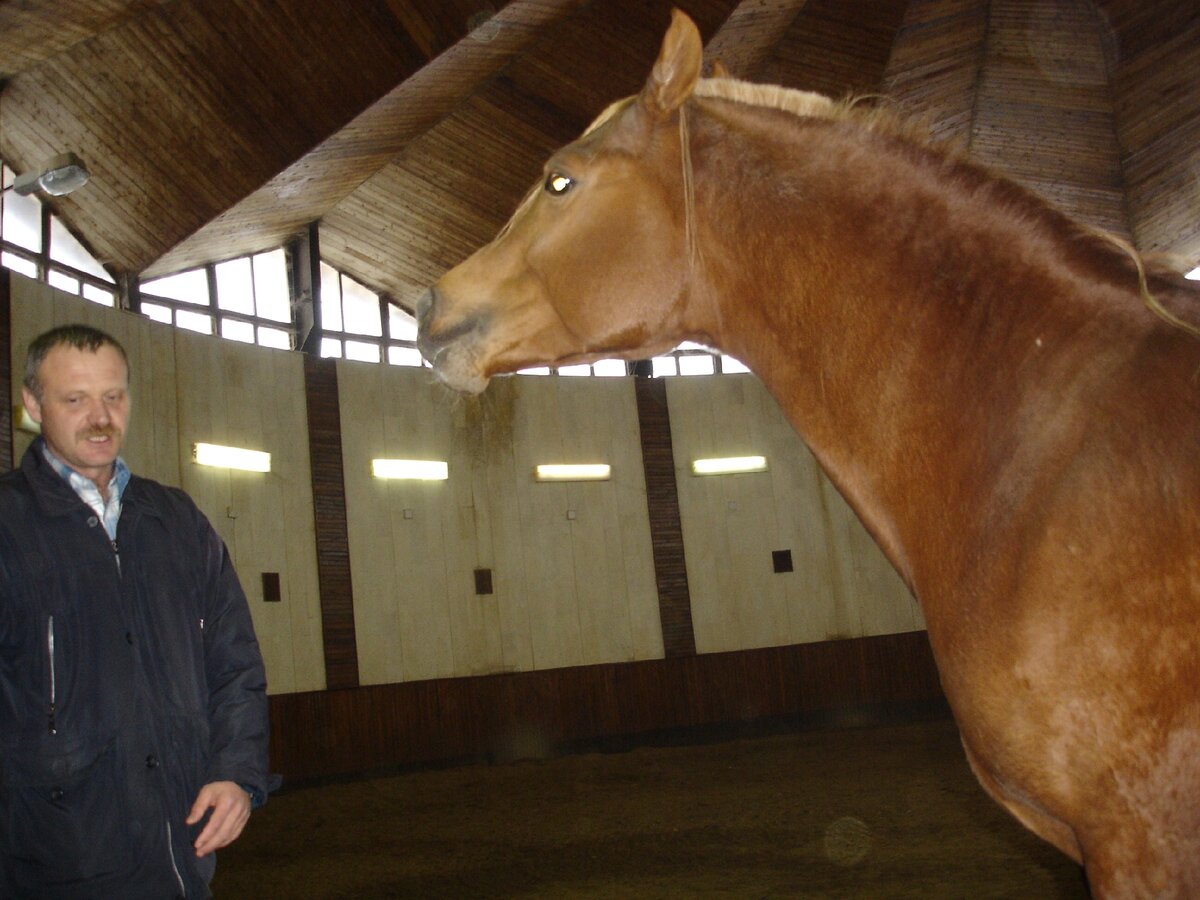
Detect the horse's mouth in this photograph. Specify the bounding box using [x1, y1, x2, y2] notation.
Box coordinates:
[415, 337, 488, 394]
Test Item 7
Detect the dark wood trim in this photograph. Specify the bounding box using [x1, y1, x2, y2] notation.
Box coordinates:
[634, 376, 696, 656]
[304, 354, 360, 689]
[0, 269, 12, 473]
[268, 630, 945, 784]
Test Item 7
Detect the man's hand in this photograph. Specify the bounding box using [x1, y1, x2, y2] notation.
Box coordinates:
[187, 780, 252, 857]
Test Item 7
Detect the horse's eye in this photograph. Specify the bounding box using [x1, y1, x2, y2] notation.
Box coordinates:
[544, 172, 574, 196]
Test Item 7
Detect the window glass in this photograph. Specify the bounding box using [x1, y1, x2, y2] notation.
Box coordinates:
[593, 359, 627, 377]
[388, 304, 418, 341]
[341, 276, 382, 336]
[215, 257, 255, 314]
[679, 354, 714, 376]
[320, 337, 342, 358]
[518, 366, 551, 376]
[142, 268, 209, 305]
[345, 340, 381, 363]
[557, 364, 590, 377]
[651, 356, 677, 377]
[176, 309, 213, 334]
[82, 283, 116, 307]
[49, 217, 113, 281]
[319, 262, 344, 332]
[141, 302, 173, 325]
[258, 326, 292, 350]
[722, 355, 750, 374]
[387, 346, 423, 367]
[47, 270, 80, 294]
[1, 191, 41, 251]
[253, 249, 290, 322]
[2, 252, 38, 278]
[220, 319, 255, 343]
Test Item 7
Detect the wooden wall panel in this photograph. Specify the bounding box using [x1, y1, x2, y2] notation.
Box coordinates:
[339, 366, 663, 685]
[267, 630, 945, 783]
[968, 0, 1129, 237]
[1100, 0, 1200, 261]
[883, 0, 989, 144]
[666, 375, 922, 655]
[635, 377, 697, 657]
[757, 0, 909, 98]
[304, 356, 361, 691]
[173, 330, 325, 695]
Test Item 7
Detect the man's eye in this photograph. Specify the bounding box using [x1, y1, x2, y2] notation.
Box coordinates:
[544, 173, 574, 195]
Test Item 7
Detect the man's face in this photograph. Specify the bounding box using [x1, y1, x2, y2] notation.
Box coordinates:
[22, 343, 130, 488]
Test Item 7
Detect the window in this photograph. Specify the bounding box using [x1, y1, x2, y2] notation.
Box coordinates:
[318, 262, 421, 367]
[141, 249, 293, 349]
[1, 160, 117, 306]
[645, 342, 745, 377]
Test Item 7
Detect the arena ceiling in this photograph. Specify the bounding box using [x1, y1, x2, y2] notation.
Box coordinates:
[1, 0, 1197, 313]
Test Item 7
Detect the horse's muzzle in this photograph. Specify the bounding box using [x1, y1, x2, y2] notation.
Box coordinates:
[415, 287, 491, 393]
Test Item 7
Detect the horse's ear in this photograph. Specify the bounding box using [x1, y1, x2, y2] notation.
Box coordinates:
[641, 9, 703, 118]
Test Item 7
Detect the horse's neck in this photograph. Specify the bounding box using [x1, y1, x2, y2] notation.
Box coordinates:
[693, 114, 1145, 597]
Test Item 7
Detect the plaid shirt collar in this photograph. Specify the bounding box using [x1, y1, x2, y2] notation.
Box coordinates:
[39, 441, 131, 540]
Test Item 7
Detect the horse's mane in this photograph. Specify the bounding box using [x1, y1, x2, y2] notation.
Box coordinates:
[692, 75, 1200, 334]
[694, 77, 944, 150]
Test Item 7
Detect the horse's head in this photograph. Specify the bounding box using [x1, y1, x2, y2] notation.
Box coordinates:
[418, 10, 705, 394]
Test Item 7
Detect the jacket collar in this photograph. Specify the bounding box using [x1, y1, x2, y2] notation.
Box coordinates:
[21, 439, 162, 521]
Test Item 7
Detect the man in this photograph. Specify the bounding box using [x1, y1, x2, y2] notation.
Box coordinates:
[0, 324, 269, 898]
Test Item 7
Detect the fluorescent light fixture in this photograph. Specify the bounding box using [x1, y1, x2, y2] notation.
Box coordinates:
[1186, 266, 1200, 281]
[193, 442, 271, 473]
[534, 463, 611, 482]
[371, 458, 449, 480]
[691, 455, 768, 475]
[14, 405, 40, 434]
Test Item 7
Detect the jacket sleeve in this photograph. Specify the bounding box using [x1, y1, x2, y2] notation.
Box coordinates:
[197, 516, 270, 805]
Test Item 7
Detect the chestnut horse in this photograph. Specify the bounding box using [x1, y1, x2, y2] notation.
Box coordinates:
[417, 10, 1200, 896]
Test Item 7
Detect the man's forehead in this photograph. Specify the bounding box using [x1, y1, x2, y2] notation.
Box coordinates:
[40, 344, 129, 382]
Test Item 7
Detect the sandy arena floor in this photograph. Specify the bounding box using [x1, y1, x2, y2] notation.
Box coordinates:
[213, 716, 1089, 898]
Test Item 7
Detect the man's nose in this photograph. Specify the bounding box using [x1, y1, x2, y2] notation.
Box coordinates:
[86, 399, 112, 424]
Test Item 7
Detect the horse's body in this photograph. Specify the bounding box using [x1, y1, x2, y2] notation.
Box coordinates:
[417, 11, 1200, 896]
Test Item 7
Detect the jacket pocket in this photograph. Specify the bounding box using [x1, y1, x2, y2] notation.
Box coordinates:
[0, 740, 134, 886]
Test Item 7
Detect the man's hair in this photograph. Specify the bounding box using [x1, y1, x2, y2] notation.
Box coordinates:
[23, 324, 130, 401]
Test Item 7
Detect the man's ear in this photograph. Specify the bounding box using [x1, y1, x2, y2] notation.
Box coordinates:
[639, 9, 703, 119]
[21, 387, 43, 425]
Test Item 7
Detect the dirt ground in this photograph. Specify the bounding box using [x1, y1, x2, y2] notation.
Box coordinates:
[212, 716, 1089, 898]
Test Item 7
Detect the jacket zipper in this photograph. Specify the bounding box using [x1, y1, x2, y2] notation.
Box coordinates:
[47, 615, 57, 735]
[166, 821, 187, 897]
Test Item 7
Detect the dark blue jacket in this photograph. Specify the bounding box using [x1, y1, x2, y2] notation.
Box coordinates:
[0, 443, 269, 898]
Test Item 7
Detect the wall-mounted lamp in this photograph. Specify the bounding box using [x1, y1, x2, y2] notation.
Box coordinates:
[371, 458, 449, 480]
[534, 463, 611, 482]
[193, 442, 271, 473]
[12, 153, 91, 197]
[13, 405, 40, 434]
[691, 455, 768, 476]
